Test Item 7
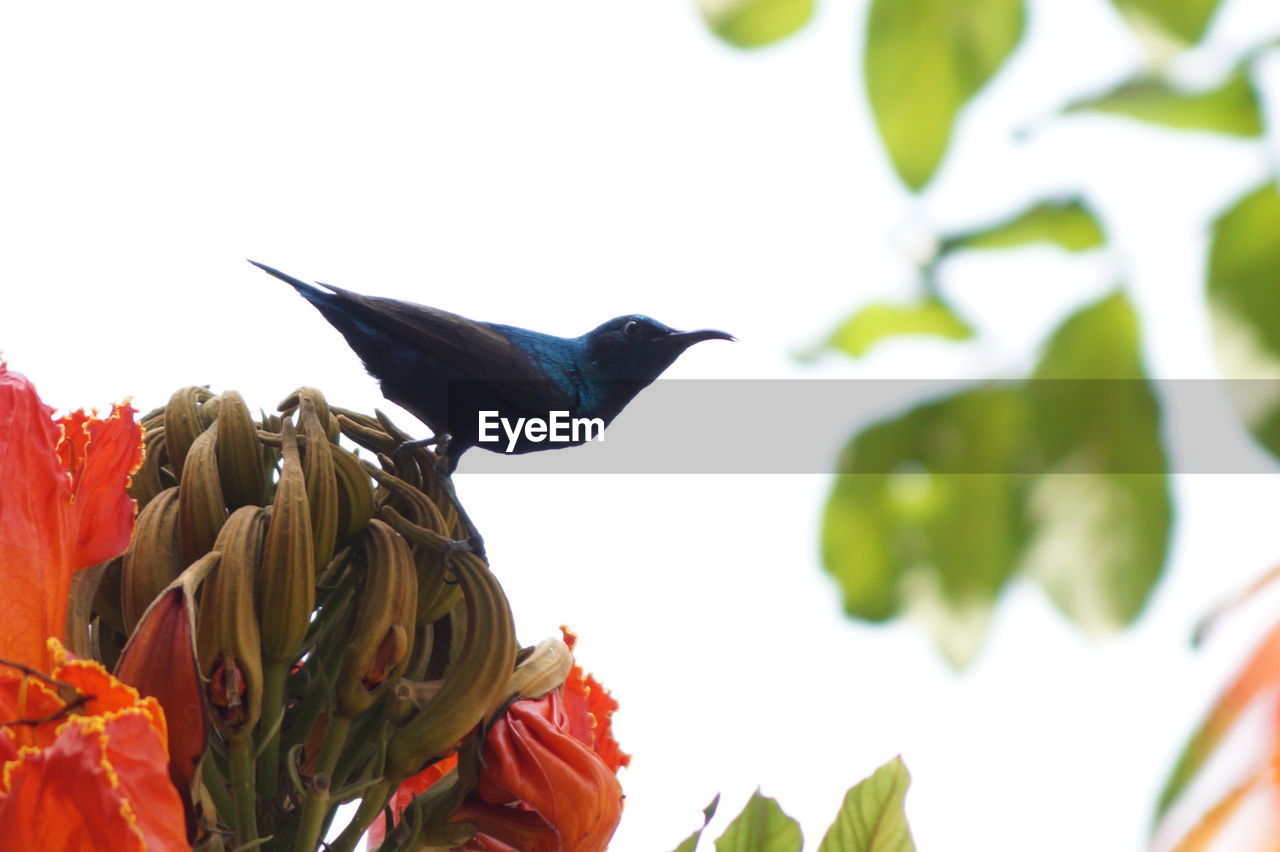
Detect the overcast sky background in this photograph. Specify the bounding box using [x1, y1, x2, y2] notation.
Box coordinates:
[5, 1, 1280, 850]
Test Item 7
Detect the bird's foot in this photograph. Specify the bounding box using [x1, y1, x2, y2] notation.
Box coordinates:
[442, 533, 487, 572]
[393, 433, 442, 458]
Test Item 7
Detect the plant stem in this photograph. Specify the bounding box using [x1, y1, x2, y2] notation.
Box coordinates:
[201, 755, 238, 834]
[293, 714, 352, 852]
[327, 779, 393, 852]
[229, 735, 258, 844]
[257, 660, 288, 798]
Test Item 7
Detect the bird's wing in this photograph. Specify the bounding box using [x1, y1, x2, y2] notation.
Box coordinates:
[314, 283, 579, 414]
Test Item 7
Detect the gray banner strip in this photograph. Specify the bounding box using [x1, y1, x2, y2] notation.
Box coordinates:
[448, 379, 1280, 474]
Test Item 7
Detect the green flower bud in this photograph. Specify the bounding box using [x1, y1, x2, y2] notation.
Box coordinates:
[335, 519, 417, 718]
[258, 420, 315, 663]
[197, 505, 266, 741]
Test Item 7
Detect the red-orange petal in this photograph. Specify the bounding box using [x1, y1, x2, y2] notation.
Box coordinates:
[0, 716, 145, 852]
[475, 693, 623, 852]
[367, 753, 459, 849]
[1159, 622, 1280, 818]
[1, 651, 189, 851]
[0, 366, 141, 670]
[0, 672, 66, 750]
[557, 627, 629, 773]
[55, 658, 156, 722]
[0, 365, 75, 669]
[454, 800, 558, 852]
[61, 402, 143, 569]
[101, 707, 190, 852]
[115, 583, 208, 813]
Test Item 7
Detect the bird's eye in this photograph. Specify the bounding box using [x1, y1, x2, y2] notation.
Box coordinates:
[623, 320, 645, 339]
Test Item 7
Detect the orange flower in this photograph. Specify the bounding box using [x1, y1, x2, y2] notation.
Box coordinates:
[456, 687, 626, 852]
[0, 365, 184, 849]
[0, 363, 142, 669]
[1155, 568, 1280, 851]
[372, 629, 629, 852]
[0, 640, 189, 851]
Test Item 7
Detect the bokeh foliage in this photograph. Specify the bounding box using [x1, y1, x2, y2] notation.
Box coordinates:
[697, 0, 1280, 669]
[823, 293, 1170, 666]
[864, 0, 1026, 191]
[696, 0, 813, 49]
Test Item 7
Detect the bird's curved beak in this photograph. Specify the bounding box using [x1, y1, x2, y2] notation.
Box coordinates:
[666, 328, 736, 347]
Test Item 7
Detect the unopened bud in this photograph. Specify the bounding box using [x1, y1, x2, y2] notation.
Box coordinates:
[178, 426, 227, 564]
[258, 420, 314, 663]
[197, 506, 266, 740]
[122, 486, 183, 631]
[216, 390, 266, 509]
[506, 637, 574, 701]
[331, 442, 374, 546]
[336, 520, 417, 718]
[164, 386, 213, 479]
[298, 397, 339, 570]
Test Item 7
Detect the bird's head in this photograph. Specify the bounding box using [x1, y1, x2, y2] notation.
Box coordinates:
[585, 315, 734, 383]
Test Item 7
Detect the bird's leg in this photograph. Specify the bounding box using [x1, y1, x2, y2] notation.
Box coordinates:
[419, 433, 488, 563]
[435, 464, 487, 564]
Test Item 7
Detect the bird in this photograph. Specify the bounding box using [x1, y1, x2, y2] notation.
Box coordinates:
[250, 260, 733, 555]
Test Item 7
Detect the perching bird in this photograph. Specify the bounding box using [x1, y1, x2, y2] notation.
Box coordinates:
[249, 260, 734, 475]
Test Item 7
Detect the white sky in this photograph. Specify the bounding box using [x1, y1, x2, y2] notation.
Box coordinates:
[4, 1, 1280, 850]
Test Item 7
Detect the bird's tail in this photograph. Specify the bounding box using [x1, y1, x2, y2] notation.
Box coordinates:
[247, 260, 332, 302]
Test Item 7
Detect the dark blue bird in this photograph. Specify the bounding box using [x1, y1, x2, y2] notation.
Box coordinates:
[249, 260, 734, 474]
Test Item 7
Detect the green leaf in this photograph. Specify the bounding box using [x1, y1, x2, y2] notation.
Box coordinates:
[1021, 291, 1172, 633]
[1065, 69, 1263, 137]
[1109, 0, 1221, 45]
[673, 794, 722, 852]
[940, 198, 1106, 255]
[698, 0, 813, 49]
[1207, 182, 1280, 460]
[818, 757, 916, 852]
[822, 291, 1172, 663]
[823, 386, 1031, 667]
[715, 791, 803, 852]
[864, 0, 1026, 191]
[826, 300, 974, 358]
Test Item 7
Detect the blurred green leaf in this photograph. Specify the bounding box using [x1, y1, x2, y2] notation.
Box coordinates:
[1021, 291, 1171, 633]
[715, 791, 803, 852]
[1206, 182, 1280, 459]
[698, 0, 813, 49]
[826, 300, 973, 358]
[864, 0, 1026, 191]
[823, 386, 1031, 667]
[1065, 69, 1263, 136]
[818, 757, 916, 852]
[673, 795, 721, 852]
[940, 198, 1106, 255]
[1109, 0, 1221, 45]
[823, 291, 1171, 664]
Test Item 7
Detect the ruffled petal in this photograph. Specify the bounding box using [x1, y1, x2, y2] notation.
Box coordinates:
[0, 365, 75, 668]
[0, 649, 189, 851]
[101, 707, 189, 852]
[0, 716, 145, 852]
[59, 402, 142, 568]
[0, 366, 141, 670]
